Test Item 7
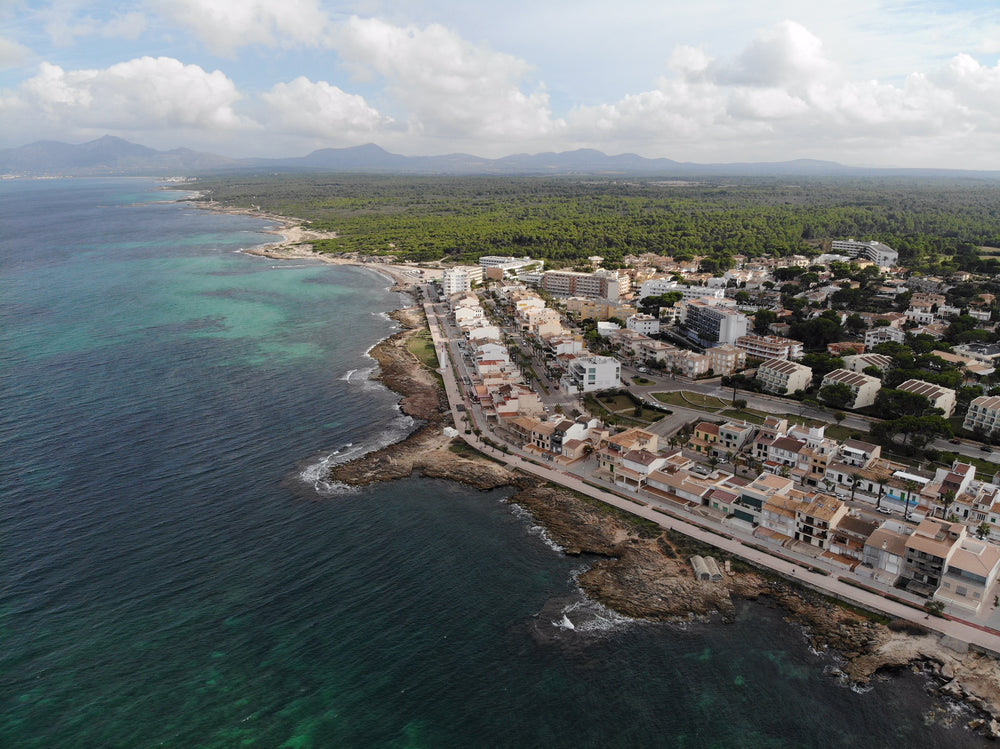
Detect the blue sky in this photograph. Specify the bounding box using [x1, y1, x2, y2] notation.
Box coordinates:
[2, 1, 1000, 168]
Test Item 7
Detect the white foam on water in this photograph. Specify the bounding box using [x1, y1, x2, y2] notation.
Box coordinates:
[552, 613, 576, 631]
[558, 596, 638, 634]
[340, 368, 357, 381]
[505, 502, 565, 553]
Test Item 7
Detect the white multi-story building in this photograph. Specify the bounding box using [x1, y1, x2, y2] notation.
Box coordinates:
[963, 395, 1000, 435]
[756, 359, 813, 395]
[560, 355, 621, 394]
[820, 369, 882, 409]
[440, 265, 484, 295]
[865, 326, 906, 347]
[478, 256, 544, 276]
[830, 239, 899, 267]
[682, 299, 750, 346]
[638, 278, 725, 303]
[898, 379, 957, 417]
[626, 313, 660, 336]
[735, 334, 804, 361]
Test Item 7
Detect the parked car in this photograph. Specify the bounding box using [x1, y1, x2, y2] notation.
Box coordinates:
[877, 507, 893, 515]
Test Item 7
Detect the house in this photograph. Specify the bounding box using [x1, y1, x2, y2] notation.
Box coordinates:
[560, 355, 621, 394]
[903, 518, 966, 597]
[842, 353, 892, 375]
[863, 522, 912, 584]
[936, 538, 1000, 613]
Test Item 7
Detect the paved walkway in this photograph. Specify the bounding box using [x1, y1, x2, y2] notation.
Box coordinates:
[422, 298, 1000, 655]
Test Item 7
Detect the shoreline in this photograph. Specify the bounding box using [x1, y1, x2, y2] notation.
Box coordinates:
[325, 302, 1000, 737]
[193, 193, 1000, 736]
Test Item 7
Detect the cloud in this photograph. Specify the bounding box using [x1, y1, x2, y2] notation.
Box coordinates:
[0, 35, 32, 69]
[8, 57, 246, 132]
[566, 19, 1000, 164]
[154, 0, 333, 56]
[336, 17, 561, 144]
[260, 76, 392, 140]
[38, 3, 147, 46]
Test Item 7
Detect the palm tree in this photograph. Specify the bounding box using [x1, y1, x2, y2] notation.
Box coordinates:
[939, 490, 956, 520]
[903, 479, 919, 520]
[849, 472, 863, 503]
[976, 522, 992, 540]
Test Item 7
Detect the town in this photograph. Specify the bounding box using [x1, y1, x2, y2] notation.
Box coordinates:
[415, 242, 1000, 628]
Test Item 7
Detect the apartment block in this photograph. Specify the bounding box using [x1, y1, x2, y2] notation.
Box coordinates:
[735, 334, 804, 361]
[756, 358, 812, 395]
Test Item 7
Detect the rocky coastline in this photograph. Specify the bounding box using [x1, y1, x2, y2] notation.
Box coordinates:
[325, 298, 1000, 737]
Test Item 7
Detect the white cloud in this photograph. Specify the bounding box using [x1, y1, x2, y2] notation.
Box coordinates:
[337, 17, 561, 144]
[565, 19, 1000, 165]
[9, 57, 246, 131]
[154, 0, 333, 56]
[38, 2, 147, 46]
[0, 35, 32, 69]
[260, 76, 391, 140]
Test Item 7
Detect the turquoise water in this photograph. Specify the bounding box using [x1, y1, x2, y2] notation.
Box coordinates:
[0, 178, 987, 747]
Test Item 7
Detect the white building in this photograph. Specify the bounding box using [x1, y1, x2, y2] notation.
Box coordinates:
[830, 239, 899, 267]
[682, 299, 750, 346]
[820, 369, 882, 409]
[735, 334, 804, 361]
[756, 359, 813, 395]
[626, 313, 660, 336]
[638, 278, 725, 303]
[440, 265, 484, 295]
[963, 395, 1000, 436]
[864, 327, 906, 347]
[560, 355, 621, 394]
[898, 379, 957, 417]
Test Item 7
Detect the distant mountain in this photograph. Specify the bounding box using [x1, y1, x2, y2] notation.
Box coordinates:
[3, 135, 1000, 179]
[0, 135, 240, 175]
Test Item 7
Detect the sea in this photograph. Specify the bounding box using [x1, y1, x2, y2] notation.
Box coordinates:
[0, 177, 989, 748]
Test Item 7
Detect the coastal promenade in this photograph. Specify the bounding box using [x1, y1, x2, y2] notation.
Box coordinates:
[422, 296, 1000, 656]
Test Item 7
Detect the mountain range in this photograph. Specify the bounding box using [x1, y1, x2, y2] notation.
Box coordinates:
[3, 135, 999, 179]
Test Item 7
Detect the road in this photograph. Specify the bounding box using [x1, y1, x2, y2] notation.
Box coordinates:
[421, 296, 1000, 654]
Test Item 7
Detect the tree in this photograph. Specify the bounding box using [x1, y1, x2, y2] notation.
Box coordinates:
[976, 522, 992, 540]
[753, 309, 778, 335]
[903, 480, 919, 520]
[939, 490, 957, 520]
[819, 382, 854, 410]
[849, 472, 864, 503]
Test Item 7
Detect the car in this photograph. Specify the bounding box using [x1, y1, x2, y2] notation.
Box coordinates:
[949, 438, 961, 444]
[982, 445, 993, 453]
[877, 507, 893, 515]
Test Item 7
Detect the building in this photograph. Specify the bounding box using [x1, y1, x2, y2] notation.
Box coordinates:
[735, 334, 804, 361]
[842, 353, 893, 375]
[707, 344, 746, 376]
[440, 265, 484, 295]
[963, 395, 1000, 436]
[830, 239, 899, 267]
[478, 255, 544, 278]
[864, 326, 906, 347]
[562, 297, 637, 322]
[542, 269, 629, 301]
[560, 355, 621, 394]
[626, 313, 660, 336]
[897, 379, 957, 417]
[756, 358, 812, 396]
[638, 278, 725, 302]
[682, 299, 750, 345]
[936, 538, 1000, 613]
[820, 369, 882, 409]
[903, 518, 966, 597]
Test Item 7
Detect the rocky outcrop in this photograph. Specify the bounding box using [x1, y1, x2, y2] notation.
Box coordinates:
[324, 301, 1000, 734]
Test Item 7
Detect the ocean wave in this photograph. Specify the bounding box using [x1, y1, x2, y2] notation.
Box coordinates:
[298, 412, 417, 495]
[564, 569, 641, 633]
[505, 502, 565, 553]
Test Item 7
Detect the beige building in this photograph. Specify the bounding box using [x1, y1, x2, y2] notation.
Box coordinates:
[756, 358, 812, 395]
[820, 369, 882, 409]
[897, 379, 957, 417]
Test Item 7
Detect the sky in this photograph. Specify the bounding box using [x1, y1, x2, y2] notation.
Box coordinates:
[2, 0, 1000, 168]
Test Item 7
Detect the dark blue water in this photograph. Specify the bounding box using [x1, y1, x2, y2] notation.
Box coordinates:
[0, 178, 987, 747]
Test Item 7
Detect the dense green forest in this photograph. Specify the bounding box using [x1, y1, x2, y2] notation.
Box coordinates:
[192, 174, 1000, 272]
